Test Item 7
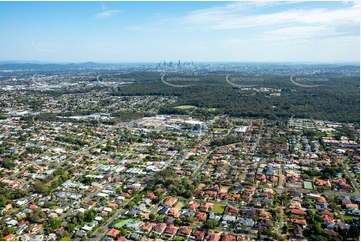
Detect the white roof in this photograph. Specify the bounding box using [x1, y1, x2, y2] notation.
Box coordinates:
[97, 192, 109, 197]
[55, 209, 64, 214]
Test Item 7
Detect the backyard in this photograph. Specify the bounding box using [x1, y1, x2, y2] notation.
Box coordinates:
[212, 204, 226, 214]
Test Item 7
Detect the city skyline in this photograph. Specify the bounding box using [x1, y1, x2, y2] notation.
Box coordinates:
[0, 1, 359, 63]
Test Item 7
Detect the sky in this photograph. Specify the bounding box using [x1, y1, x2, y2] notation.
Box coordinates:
[0, 1, 359, 63]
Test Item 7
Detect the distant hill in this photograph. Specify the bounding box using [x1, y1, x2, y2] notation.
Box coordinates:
[0, 62, 108, 70]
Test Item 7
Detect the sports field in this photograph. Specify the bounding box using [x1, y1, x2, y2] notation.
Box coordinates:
[174, 105, 197, 109]
[303, 181, 313, 189]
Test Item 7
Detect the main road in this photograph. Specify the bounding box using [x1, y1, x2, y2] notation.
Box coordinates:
[278, 206, 285, 235]
[89, 187, 145, 241]
[342, 159, 360, 193]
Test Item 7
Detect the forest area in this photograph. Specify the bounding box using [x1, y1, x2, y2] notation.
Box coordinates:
[111, 73, 360, 123]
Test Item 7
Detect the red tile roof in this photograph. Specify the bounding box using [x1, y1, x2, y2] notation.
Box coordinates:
[107, 228, 120, 238]
[194, 212, 207, 221]
[153, 223, 167, 233]
[164, 197, 177, 207]
[164, 224, 179, 236]
[290, 209, 307, 215]
[3, 234, 14, 241]
[189, 201, 199, 210]
[346, 204, 358, 209]
[209, 234, 221, 241]
[145, 192, 156, 200]
[321, 215, 334, 223]
[177, 227, 192, 237]
[29, 204, 37, 209]
[192, 230, 206, 240]
[221, 234, 236, 241]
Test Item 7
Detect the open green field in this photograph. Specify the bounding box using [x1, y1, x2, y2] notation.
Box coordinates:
[174, 105, 197, 109]
[208, 108, 218, 112]
[303, 181, 313, 189]
[212, 204, 226, 214]
[174, 201, 184, 210]
[60, 237, 72, 241]
[114, 219, 133, 229]
[220, 185, 230, 193]
[197, 183, 206, 189]
[342, 214, 359, 221]
[326, 133, 337, 137]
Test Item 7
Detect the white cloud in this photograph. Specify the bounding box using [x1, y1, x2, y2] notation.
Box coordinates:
[181, 2, 360, 30]
[128, 1, 359, 39]
[95, 10, 121, 19]
[124, 1, 359, 62]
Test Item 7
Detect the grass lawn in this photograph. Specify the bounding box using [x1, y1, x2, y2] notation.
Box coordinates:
[60, 237, 72, 241]
[208, 108, 218, 112]
[342, 214, 359, 221]
[326, 133, 336, 137]
[213, 128, 229, 132]
[197, 183, 206, 189]
[212, 204, 226, 214]
[220, 185, 230, 193]
[174, 201, 184, 210]
[43, 175, 60, 187]
[173, 235, 186, 241]
[174, 105, 197, 109]
[113, 218, 133, 229]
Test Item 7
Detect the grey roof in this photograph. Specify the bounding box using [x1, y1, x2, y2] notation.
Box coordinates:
[237, 218, 255, 227]
[222, 214, 236, 223]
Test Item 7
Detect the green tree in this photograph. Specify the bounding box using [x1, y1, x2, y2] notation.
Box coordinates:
[84, 209, 96, 223]
[67, 223, 75, 233]
[205, 220, 218, 229]
[149, 214, 156, 220]
[50, 219, 62, 229]
[3, 226, 15, 235]
[183, 217, 194, 224]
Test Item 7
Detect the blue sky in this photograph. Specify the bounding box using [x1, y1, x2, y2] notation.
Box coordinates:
[0, 1, 359, 63]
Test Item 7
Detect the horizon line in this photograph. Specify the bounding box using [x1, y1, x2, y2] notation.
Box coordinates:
[0, 60, 360, 65]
